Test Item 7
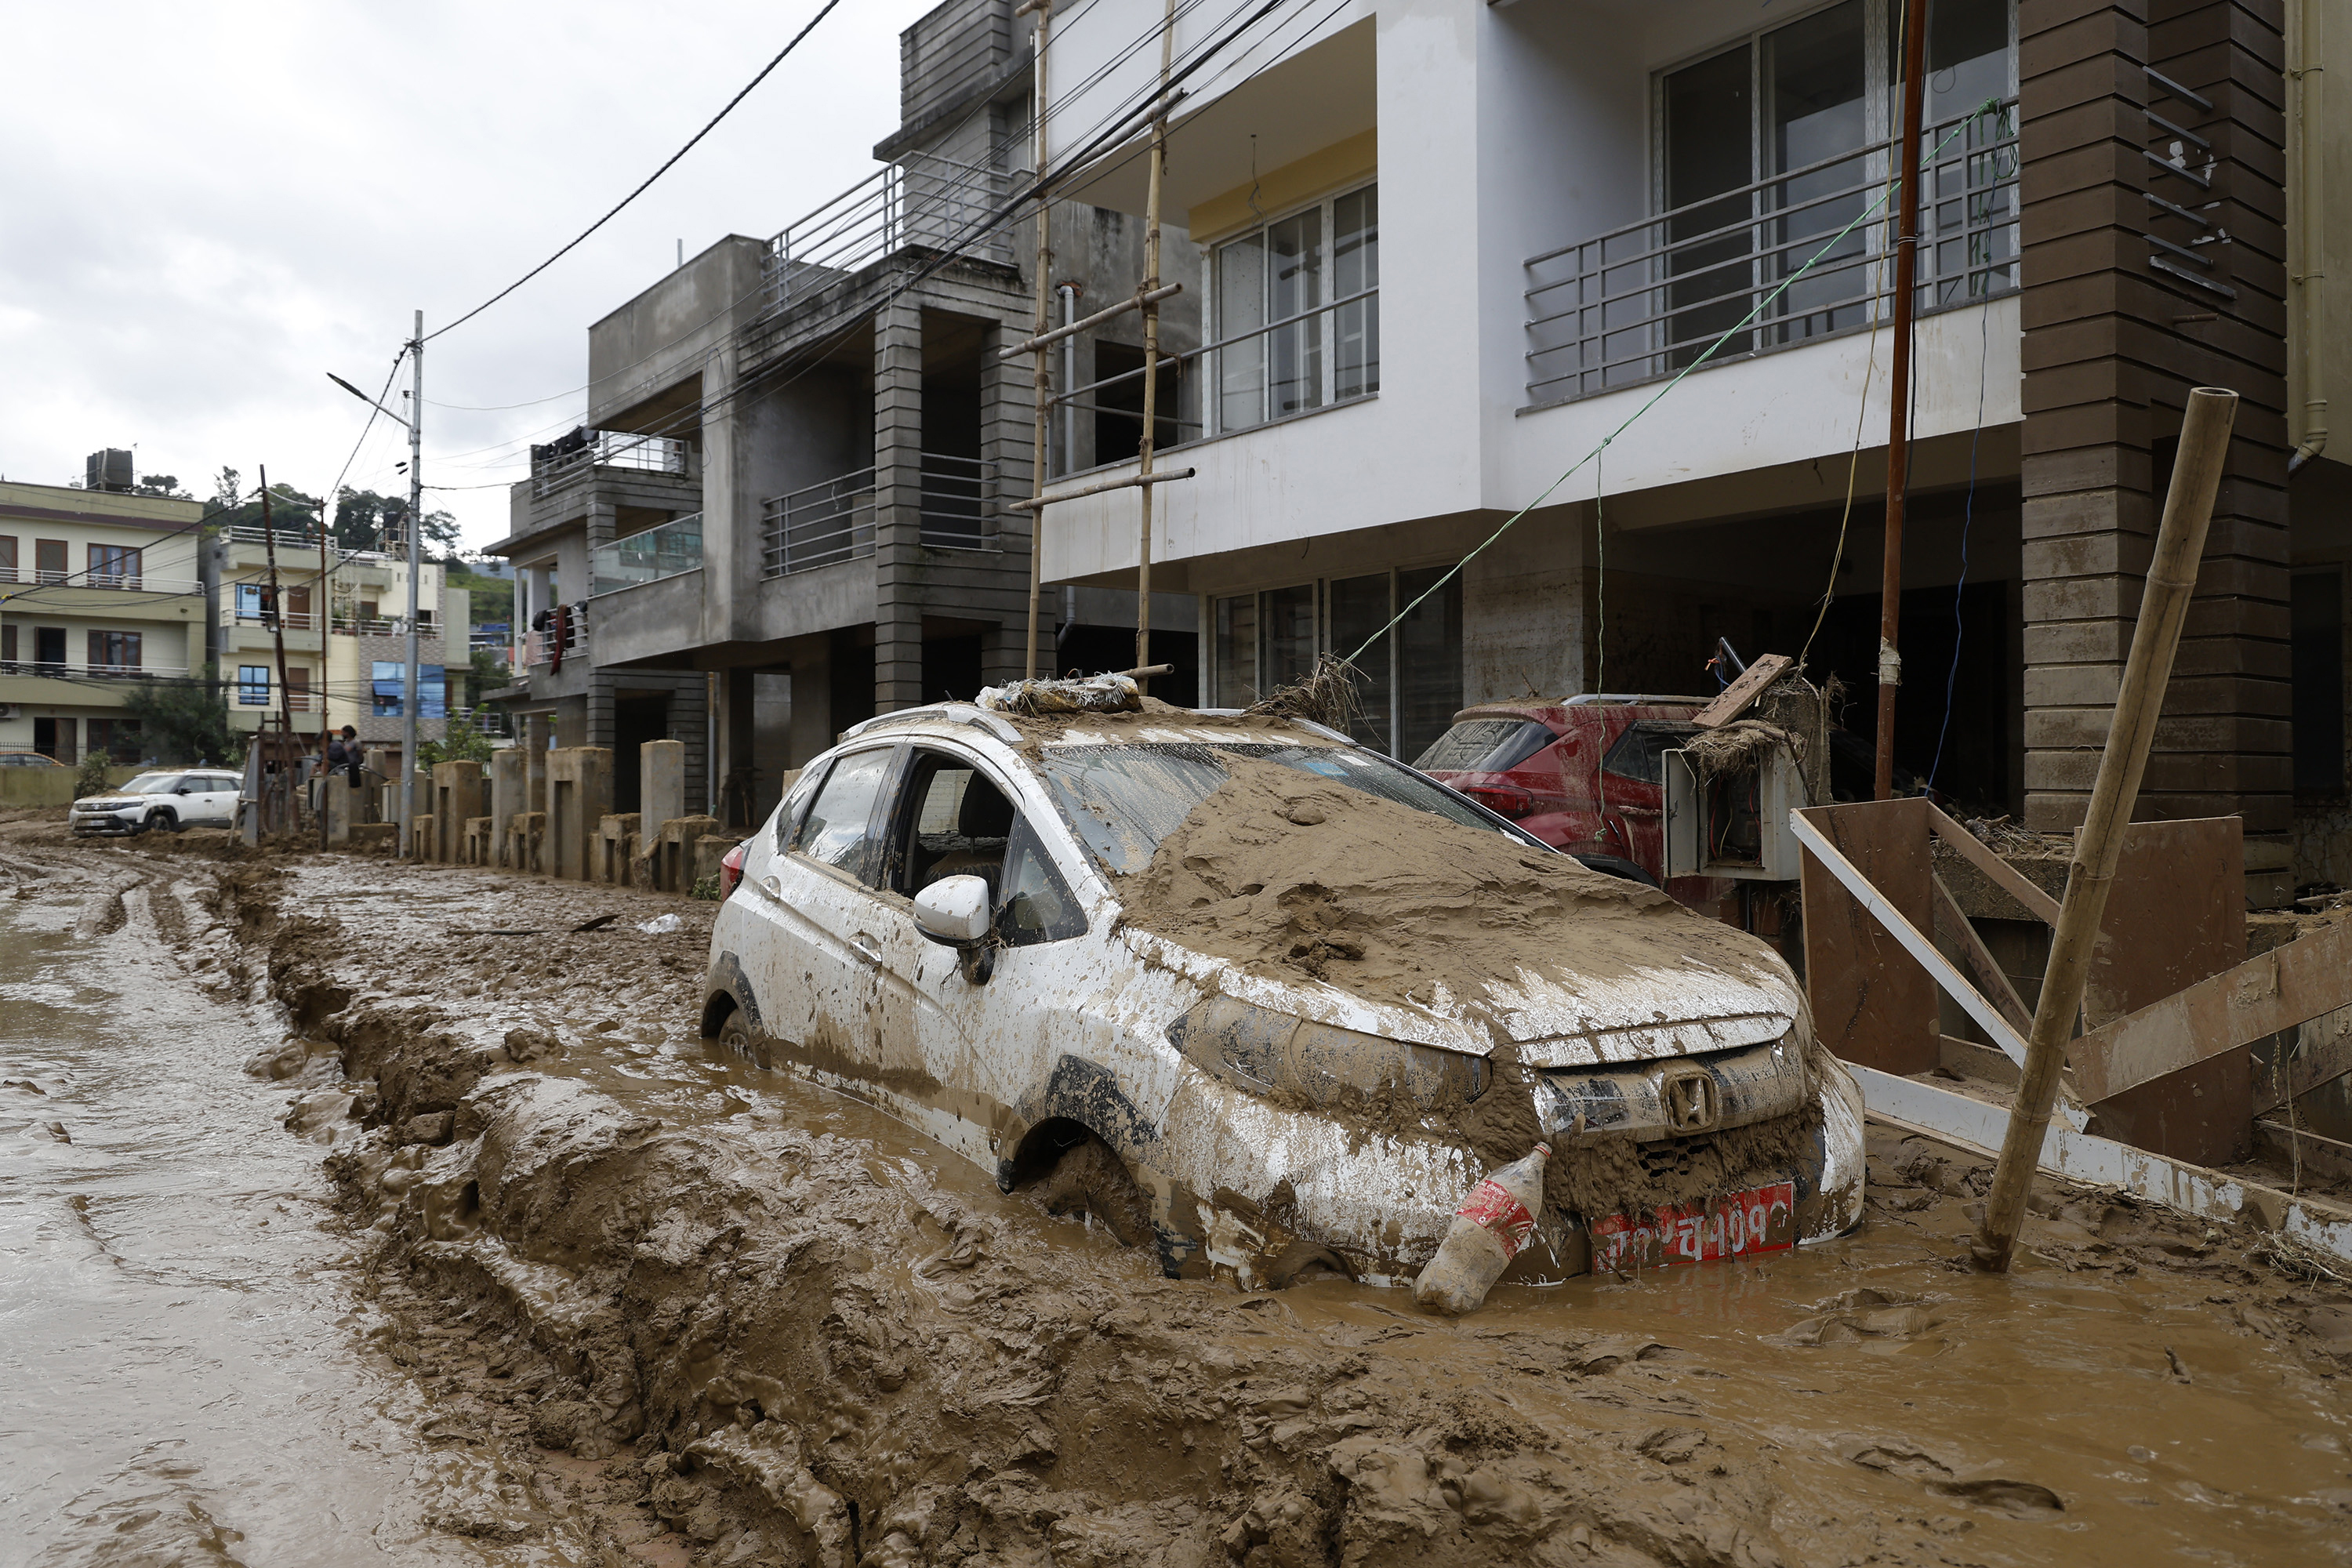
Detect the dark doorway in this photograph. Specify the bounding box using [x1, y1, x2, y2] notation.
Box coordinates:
[923, 635, 986, 705]
[2294, 570, 2346, 799]
[34, 716, 74, 763]
[612, 696, 669, 815]
[829, 630, 876, 732]
[1809, 581, 2009, 812]
[1053, 622, 1200, 706]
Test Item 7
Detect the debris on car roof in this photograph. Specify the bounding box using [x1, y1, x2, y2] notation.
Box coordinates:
[977, 672, 1142, 716]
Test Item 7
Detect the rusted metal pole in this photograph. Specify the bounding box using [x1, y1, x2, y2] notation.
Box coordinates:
[258, 469, 295, 750]
[1972, 386, 2238, 1272]
[1873, 0, 1929, 801]
[1022, 0, 1052, 681]
[1133, 0, 1175, 676]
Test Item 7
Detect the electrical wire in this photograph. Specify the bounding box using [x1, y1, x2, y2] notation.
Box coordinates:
[423, 0, 844, 344]
[1928, 258, 1994, 793]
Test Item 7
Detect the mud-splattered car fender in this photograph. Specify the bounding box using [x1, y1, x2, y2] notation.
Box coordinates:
[699, 950, 761, 1039]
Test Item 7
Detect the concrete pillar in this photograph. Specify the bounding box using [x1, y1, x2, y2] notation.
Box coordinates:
[431, 760, 485, 866]
[546, 746, 613, 881]
[523, 715, 550, 814]
[2016, 0, 2293, 906]
[873, 297, 925, 713]
[981, 315, 1047, 688]
[322, 771, 360, 846]
[640, 738, 686, 832]
[597, 813, 641, 885]
[789, 648, 833, 768]
[489, 747, 526, 866]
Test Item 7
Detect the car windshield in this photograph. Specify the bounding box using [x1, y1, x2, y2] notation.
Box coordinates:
[1039, 741, 1540, 876]
[119, 773, 184, 795]
[1413, 717, 1558, 775]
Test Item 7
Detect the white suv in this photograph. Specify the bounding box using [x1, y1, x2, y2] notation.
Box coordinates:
[69, 770, 242, 836]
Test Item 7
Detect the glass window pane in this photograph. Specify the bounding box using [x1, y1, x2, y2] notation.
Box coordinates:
[1213, 593, 1258, 707]
[1263, 583, 1318, 693]
[1216, 234, 1267, 432]
[793, 746, 896, 886]
[1327, 572, 1394, 753]
[1334, 187, 1380, 400]
[1664, 44, 1756, 368]
[999, 815, 1087, 945]
[1268, 209, 1323, 416]
[1763, 0, 1870, 343]
[1396, 566, 1463, 764]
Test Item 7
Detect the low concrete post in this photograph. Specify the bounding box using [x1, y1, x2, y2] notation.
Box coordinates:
[431, 761, 486, 866]
[463, 815, 495, 865]
[546, 747, 613, 882]
[322, 771, 361, 846]
[510, 811, 546, 874]
[641, 740, 686, 837]
[412, 815, 435, 862]
[489, 748, 526, 867]
[691, 834, 736, 893]
[657, 814, 723, 893]
[597, 813, 642, 884]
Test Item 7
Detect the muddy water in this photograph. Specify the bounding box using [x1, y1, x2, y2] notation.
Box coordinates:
[0, 851, 524, 1566]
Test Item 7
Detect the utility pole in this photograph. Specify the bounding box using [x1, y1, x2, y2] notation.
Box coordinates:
[1133, 0, 1175, 675]
[259, 468, 295, 750]
[1874, 0, 1929, 801]
[403, 309, 424, 857]
[1021, 0, 1052, 681]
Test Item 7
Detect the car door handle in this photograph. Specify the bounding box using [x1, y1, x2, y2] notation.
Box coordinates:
[760, 874, 782, 898]
[851, 932, 884, 965]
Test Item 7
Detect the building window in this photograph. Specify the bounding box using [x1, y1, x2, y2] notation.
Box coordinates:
[88, 543, 143, 590]
[34, 627, 65, 667]
[85, 717, 142, 764]
[1208, 567, 1461, 761]
[87, 630, 141, 671]
[239, 665, 272, 705]
[0, 536, 16, 583]
[1212, 182, 1378, 435]
[371, 661, 446, 717]
[34, 539, 67, 585]
[0, 624, 13, 666]
[286, 667, 311, 713]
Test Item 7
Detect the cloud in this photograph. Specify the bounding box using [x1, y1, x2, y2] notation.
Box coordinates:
[0, 0, 933, 545]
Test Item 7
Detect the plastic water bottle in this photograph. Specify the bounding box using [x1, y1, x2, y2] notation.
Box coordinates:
[1413, 1142, 1552, 1316]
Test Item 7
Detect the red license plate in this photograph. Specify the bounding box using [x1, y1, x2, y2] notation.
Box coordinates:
[1592, 1181, 1796, 1272]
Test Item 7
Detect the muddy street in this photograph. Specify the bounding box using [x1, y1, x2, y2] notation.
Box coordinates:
[5, 821, 2351, 1566]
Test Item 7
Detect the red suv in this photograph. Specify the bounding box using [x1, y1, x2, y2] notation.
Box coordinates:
[1414, 698, 1730, 909]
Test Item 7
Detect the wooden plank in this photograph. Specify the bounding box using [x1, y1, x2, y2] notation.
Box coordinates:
[2253, 1120, 2352, 1188]
[1689, 652, 1792, 728]
[1925, 804, 2063, 925]
[1931, 873, 2036, 1036]
[1792, 806, 2056, 1089]
[1795, 800, 1941, 1076]
[2252, 1005, 2352, 1116]
[2068, 916, 2352, 1104]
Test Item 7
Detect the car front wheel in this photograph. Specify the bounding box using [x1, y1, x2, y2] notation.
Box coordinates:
[147, 808, 179, 834]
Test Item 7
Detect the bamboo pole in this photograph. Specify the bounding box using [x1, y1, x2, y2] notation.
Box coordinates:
[1972, 385, 2238, 1272]
[1022, 0, 1052, 681]
[1873, 0, 1929, 801]
[1133, 0, 1176, 675]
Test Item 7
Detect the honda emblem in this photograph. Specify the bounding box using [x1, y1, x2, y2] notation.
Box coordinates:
[1663, 1071, 1717, 1134]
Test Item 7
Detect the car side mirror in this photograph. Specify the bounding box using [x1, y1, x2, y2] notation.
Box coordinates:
[913, 875, 991, 946]
[174, 785, 193, 795]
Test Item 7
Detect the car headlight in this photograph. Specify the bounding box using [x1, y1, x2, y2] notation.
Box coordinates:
[1167, 995, 1490, 1109]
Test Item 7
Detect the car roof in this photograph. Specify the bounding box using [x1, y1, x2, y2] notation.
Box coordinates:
[836, 701, 1350, 751]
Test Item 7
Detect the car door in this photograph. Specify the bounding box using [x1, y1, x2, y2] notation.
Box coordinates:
[866, 745, 1093, 1162]
[735, 744, 901, 1086]
[198, 774, 239, 826]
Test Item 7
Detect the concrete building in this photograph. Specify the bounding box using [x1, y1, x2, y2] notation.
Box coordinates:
[488, 0, 1205, 829]
[1035, 0, 2352, 907]
[0, 476, 207, 763]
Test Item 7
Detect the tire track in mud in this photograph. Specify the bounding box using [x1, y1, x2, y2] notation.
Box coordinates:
[17, 822, 2333, 1568]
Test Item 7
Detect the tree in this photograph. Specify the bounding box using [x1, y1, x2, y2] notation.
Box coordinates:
[213, 466, 242, 510]
[211, 482, 323, 539]
[136, 474, 193, 500]
[331, 488, 457, 553]
[122, 670, 242, 768]
[418, 712, 496, 768]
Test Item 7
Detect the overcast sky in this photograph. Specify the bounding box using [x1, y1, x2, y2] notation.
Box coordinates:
[0, 0, 938, 550]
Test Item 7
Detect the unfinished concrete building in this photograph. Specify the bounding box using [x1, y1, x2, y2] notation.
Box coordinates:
[490, 0, 1203, 829]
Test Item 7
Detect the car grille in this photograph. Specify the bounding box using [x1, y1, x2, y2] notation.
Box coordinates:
[1635, 1135, 1716, 1181]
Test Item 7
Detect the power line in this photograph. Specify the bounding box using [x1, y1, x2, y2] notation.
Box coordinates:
[423, 0, 845, 344]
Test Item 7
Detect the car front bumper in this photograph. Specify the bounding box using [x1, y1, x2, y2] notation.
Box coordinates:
[69, 808, 146, 836]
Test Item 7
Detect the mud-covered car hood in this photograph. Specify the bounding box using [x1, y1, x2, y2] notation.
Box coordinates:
[72, 797, 145, 810]
[1121, 926, 1795, 1067]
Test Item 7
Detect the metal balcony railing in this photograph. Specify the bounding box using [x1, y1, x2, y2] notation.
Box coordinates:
[528, 429, 697, 498]
[1523, 99, 2019, 406]
[227, 608, 319, 631]
[590, 514, 703, 596]
[2, 659, 186, 680]
[527, 615, 586, 667]
[225, 524, 320, 548]
[764, 470, 875, 575]
[759, 456, 1001, 577]
[334, 616, 398, 637]
[764, 152, 1017, 314]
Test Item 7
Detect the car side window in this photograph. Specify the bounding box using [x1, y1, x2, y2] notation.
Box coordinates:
[791, 748, 895, 886]
[774, 760, 828, 851]
[893, 749, 1084, 946]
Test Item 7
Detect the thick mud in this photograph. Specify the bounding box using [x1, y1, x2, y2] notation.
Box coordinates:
[7, 817, 2352, 1566]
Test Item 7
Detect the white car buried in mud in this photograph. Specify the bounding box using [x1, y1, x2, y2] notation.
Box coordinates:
[701, 699, 1864, 1292]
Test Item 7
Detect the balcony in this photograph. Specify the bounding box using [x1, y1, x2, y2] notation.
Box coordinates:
[764, 152, 1016, 315]
[1523, 100, 2018, 408]
[527, 615, 586, 668]
[528, 428, 698, 499]
[758, 455, 997, 577]
[225, 608, 320, 632]
[2, 659, 187, 681]
[225, 524, 321, 549]
[0, 568, 201, 595]
[590, 514, 702, 597]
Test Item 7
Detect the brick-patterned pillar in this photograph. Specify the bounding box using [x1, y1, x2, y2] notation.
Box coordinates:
[873, 297, 925, 712]
[2018, 0, 2292, 905]
[981, 316, 1046, 687]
